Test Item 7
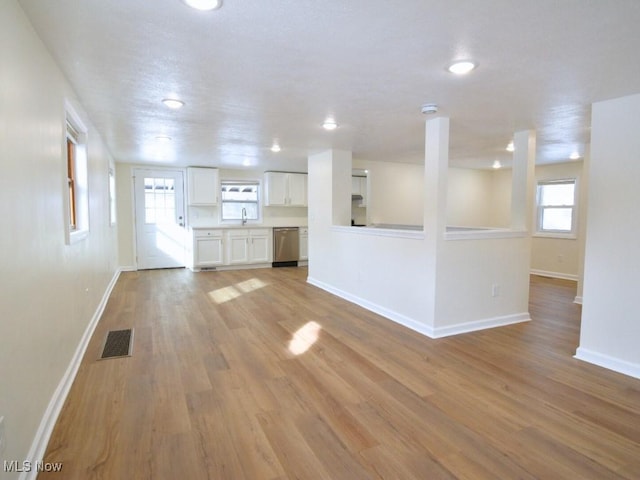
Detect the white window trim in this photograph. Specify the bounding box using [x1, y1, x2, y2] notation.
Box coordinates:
[535, 178, 578, 239]
[64, 99, 90, 245]
[219, 179, 262, 225]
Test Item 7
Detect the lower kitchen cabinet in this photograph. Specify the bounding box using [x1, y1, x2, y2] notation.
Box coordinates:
[191, 227, 272, 270]
[193, 229, 225, 268]
[299, 227, 308, 261]
[226, 228, 272, 265]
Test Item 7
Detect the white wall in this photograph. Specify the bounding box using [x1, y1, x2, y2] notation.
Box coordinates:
[353, 159, 424, 226]
[577, 93, 640, 379]
[446, 168, 495, 227]
[530, 161, 584, 280]
[0, 1, 118, 474]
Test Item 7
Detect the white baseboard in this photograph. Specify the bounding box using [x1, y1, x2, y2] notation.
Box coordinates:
[307, 277, 530, 340]
[119, 265, 136, 272]
[307, 276, 436, 338]
[573, 296, 583, 305]
[20, 268, 123, 480]
[574, 347, 640, 380]
[530, 269, 578, 282]
[431, 313, 531, 338]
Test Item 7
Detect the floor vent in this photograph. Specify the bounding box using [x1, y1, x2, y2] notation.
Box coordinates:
[99, 329, 133, 360]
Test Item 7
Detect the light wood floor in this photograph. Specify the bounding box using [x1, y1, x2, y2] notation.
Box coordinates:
[39, 268, 640, 479]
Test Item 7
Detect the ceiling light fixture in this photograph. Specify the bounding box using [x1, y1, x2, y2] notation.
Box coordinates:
[570, 151, 580, 160]
[155, 135, 172, 142]
[447, 60, 476, 75]
[323, 119, 338, 131]
[492, 160, 501, 169]
[506, 142, 515, 152]
[271, 143, 281, 153]
[162, 98, 185, 109]
[182, 0, 222, 11]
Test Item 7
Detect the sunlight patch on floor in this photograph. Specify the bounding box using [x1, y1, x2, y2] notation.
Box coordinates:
[288, 321, 322, 356]
[208, 277, 269, 304]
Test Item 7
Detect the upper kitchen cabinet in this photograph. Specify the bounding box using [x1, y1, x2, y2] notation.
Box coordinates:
[187, 167, 219, 206]
[264, 172, 307, 207]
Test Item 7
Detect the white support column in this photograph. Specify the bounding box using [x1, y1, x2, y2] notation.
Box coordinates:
[423, 116, 450, 237]
[510, 130, 536, 231]
[330, 150, 352, 226]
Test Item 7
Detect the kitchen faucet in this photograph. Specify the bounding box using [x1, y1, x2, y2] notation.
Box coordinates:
[241, 207, 247, 225]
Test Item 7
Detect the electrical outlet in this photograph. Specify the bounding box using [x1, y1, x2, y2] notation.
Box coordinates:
[492, 284, 500, 297]
[0, 415, 6, 454]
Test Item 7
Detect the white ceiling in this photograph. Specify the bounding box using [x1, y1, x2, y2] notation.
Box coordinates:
[18, 0, 640, 171]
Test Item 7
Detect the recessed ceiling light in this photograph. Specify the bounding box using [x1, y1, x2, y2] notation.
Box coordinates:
[570, 151, 580, 160]
[271, 143, 281, 153]
[155, 135, 172, 142]
[182, 0, 222, 10]
[447, 60, 476, 75]
[162, 98, 185, 109]
[492, 160, 501, 169]
[323, 119, 338, 131]
[506, 142, 515, 152]
[242, 158, 251, 167]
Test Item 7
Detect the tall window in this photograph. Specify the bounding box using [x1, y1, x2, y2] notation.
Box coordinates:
[536, 179, 577, 235]
[66, 128, 78, 230]
[65, 100, 89, 244]
[220, 181, 260, 222]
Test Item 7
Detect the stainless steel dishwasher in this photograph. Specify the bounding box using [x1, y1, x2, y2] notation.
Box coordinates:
[272, 227, 299, 267]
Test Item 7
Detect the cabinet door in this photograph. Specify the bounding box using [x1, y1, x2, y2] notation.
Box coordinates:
[249, 230, 271, 263]
[264, 172, 287, 206]
[187, 168, 219, 205]
[299, 229, 308, 261]
[195, 237, 224, 266]
[288, 174, 308, 207]
[227, 230, 250, 264]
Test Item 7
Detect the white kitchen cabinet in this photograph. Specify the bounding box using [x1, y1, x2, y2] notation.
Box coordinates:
[299, 227, 308, 261]
[187, 167, 219, 205]
[264, 172, 307, 207]
[193, 229, 225, 267]
[287, 174, 307, 206]
[249, 229, 271, 263]
[226, 229, 250, 264]
[226, 228, 272, 265]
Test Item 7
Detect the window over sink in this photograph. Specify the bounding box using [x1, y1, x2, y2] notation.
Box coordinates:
[220, 180, 260, 222]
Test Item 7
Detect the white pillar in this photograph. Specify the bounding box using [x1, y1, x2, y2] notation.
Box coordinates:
[510, 130, 536, 231]
[423, 117, 450, 237]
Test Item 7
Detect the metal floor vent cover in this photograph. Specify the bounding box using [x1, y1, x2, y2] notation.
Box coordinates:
[100, 329, 134, 360]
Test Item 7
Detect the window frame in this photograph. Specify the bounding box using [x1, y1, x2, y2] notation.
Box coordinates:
[64, 100, 90, 244]
[219, 179, 262, 224]
[535, 178, 578, 238]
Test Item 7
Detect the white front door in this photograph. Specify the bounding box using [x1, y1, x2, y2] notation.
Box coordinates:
[134, 169, 186, 269]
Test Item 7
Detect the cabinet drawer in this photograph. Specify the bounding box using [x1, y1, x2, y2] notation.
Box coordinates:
[193, 229, 223, 238]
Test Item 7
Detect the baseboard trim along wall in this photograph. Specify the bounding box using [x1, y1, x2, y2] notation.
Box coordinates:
[307, 277, 530, 340]
[307, 276, 436, 338]
[431, 313, 531, 338]
[573, 296, 583, 305]
[21, 267, 123, 480]
[574, 347, 640, 380]
[530, 269, 579, 282]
